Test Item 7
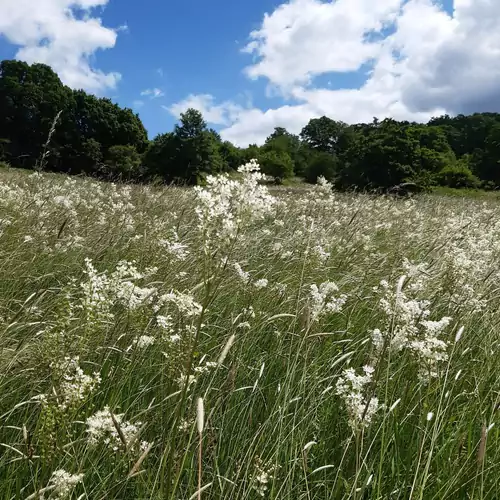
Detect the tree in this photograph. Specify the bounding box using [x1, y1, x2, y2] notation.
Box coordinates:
[62, 91, 148, 174]
[0, 60, 71, 169]
[241, 144, 262, 164]
[337, 119, 419, 190]
[263, 127, 306, 175]
[76, 138, 103, 174]
[437, 160, 480, 189]
[170, 109, 223, 184]
[259, 150, 294, 183]
[142, 133, 177, 181]
[219, 140, 243, 171]
[304, 152, 338, 184]
[470, 123, 500, 185]
[104, 145, 142, 179]
[143, 110, 222, 184]
[300, 117, 346, 154]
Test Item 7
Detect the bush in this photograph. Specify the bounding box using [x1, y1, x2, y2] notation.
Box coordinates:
[406, 170, 435, 192]
[304, 152, 338, 184]
[259, 150, 294, 183]
[104, 145, 141, 179]
[436, 164, 480, 189]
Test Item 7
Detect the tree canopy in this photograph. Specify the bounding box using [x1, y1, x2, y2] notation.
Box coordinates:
[4, 59, 500, 191]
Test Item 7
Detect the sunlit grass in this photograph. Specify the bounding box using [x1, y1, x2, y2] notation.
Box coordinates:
[1, 166, 500, 499]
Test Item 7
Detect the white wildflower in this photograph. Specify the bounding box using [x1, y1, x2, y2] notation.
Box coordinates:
[158, 231, 190, 261]
[156, 314, 174, 331]
[134, 335, 156, 349]
[252, 458, 277, 497]
[51, 357, 100, 410]
[309, 282, 347, 321]
[49, 469, 84, 499]
[254, 278, 269, 289]
[336, 365, 381, 431]
[157, 291, 202, 317]
[233, 262, 250, 284]
[86, 407, 144, 452]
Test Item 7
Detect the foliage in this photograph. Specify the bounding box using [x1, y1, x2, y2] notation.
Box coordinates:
[304, 151, 338, 183]
[104, 145, 142, 179]
[300, 116, 346, 154]
[436, 161, 480, 189]
[219, 140, 243, 171]
[259, 149, 294, 182]
[143, 110, 223, 184]
[5, 59, 500, 190]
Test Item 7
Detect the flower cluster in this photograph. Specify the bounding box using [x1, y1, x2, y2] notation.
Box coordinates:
[336, 365, 381, 431]
[194, 160, 276, 247]
[49, 469, 84, 499]
[80, 259, 157, 325]
[86, 407, 148, 452]
[44, 357, 101, 410]
[309, 281, 347, 321]
[252, 457, 278, 497]
[155, 290, 202, 317]
[371, 275, 452, 381]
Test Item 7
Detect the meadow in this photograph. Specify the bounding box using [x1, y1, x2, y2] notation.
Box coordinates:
[1, 162, 500, 499]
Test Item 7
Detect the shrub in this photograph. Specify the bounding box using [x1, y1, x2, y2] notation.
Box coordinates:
[259, 150, 294, 183]
[104, 145, 141, 179]
[305, 152, 338, 184]
[436, 163, 480, 189]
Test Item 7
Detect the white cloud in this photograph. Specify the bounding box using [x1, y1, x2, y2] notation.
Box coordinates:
[141, 88, 165, 99]
[200, 0, 500, 146]
[167, 94, 244, 126]
[0, 0, 121, 92]
[394, 0, 500, 115]
[243, 0, 402, 88]
[220, 104, 316, 146]
[132, 100, 145, 109]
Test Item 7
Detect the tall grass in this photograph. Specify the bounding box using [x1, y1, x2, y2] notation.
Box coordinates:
[1, 166, 500, 499]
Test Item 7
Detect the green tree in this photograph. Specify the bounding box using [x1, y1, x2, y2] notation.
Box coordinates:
[263, 127, 306, 175]
[470, 123, 500, 185]
[0, 60, 71, 169]
[62, 91, 148, 174]
[142, 133, 177, 181]
[259, 150, 294, 183]
[170, 109, 223, 184]
[300, 117, 346, 154]
[104, 145, 142, 179]
[304, 152, 338, 184]
[437, 159, 480, 189]
[337, 119, 419, 190]
[241, 144, 262, 164]
[219, 140, 243, 171]
[143, 110, 222, 184]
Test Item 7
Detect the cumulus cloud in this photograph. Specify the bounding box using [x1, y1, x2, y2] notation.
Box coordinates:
[170, 0, 500, 146]
[243, 0, 401, 88]
[166, 94, 244, 126]
[0, 0, 120, 92]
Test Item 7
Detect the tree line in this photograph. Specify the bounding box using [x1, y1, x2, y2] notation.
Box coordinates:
[2, 59, 500, 190]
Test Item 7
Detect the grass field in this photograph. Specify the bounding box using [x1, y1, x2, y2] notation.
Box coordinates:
[1, 163, 500, 499]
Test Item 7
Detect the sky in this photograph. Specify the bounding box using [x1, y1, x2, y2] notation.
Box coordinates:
[1, 0, 499, 146]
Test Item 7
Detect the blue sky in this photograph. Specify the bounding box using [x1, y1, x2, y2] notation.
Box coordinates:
[1, 0, 499, 146]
